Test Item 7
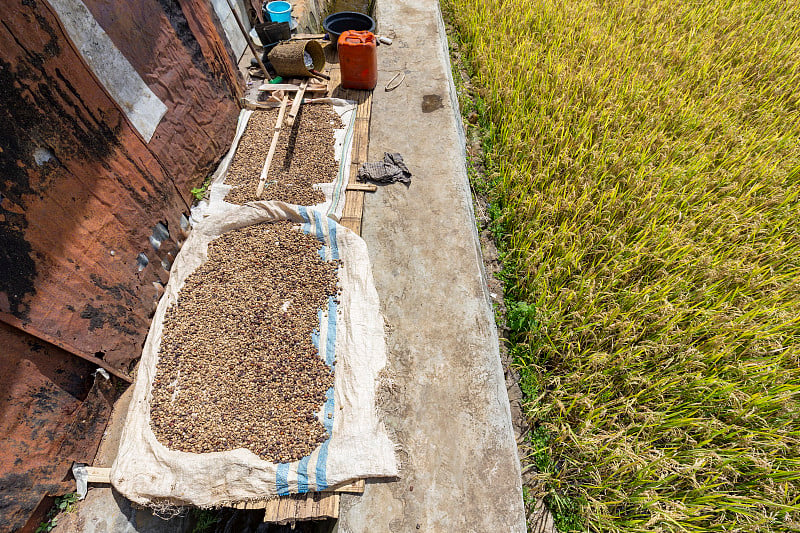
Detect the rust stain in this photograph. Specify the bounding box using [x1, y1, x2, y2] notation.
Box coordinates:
[0, 0, 242, 528]
[0, 0, 240, 372]
[0, 322, 117, 533]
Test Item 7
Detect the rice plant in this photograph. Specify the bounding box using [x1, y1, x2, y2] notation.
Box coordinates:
[444, 0, 800, 530]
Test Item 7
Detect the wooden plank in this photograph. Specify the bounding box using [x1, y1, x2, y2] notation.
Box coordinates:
[339, 89, 372, 236]
[346, 183, 377, 192]
[341, 198, 364, 235]
[85, 466, 111, 483]
[263, 497, 280, 518]
[325, 493, 341, 519]
[323, 478, 366, 493]
[327, 65, 341, 97]
[248, 479, 366, 523]
[276, 495, 293, 522]
[255, 94, 289, 198]
[284, 78, 309, 127]
[291, 33, 326, 40]
[233, 477, 366, 512]
[260, 493, 322, 524]
[310, 492, 322, 520]
[302, 490, 316, 519]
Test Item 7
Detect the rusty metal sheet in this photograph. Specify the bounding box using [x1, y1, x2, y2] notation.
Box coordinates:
[0, 321, 116, 533]
[0, 0, 241, 375]
[82, 0, 243, 201]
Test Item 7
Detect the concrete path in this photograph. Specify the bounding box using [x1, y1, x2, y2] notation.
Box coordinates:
[336, 0, 526, 530]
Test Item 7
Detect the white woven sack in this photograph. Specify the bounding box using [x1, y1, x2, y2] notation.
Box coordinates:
[112, 202, 397, 507]
[198, 99, 356, 224]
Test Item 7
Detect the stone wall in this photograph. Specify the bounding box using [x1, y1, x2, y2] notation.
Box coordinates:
[293, 0, 333, 33]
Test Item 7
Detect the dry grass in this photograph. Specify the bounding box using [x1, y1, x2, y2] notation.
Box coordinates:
[445, 0, 800, 530]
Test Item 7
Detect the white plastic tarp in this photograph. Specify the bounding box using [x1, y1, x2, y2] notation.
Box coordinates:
[112, 202, 397, 507]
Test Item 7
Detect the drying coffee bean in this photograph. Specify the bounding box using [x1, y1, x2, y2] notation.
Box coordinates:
[150, 221, 340, 463]
[225, 105, 343, 206]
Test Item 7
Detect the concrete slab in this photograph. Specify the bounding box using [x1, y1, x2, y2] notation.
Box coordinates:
[335, 0, 526, 531]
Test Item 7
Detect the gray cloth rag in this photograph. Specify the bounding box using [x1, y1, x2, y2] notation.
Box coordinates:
[357, 152, 412, 184]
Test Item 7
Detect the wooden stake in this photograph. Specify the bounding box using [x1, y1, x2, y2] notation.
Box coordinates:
[284, 78, 309, 127]
[258, 83, 328, 93]
[309, 69, 330, 80]
[291, 33, 326, 40]
[346, 182, 378, 192]
[256, 95, 289, 198]
[224, 0, 271, 80]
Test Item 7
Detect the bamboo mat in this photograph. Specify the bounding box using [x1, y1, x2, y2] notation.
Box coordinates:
[325, 42, 374, 236]
[233, 479, 365, 524]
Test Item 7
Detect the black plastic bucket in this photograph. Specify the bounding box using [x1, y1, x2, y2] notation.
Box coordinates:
[323, 12, 376, 44]
[255, 21, 291, 48]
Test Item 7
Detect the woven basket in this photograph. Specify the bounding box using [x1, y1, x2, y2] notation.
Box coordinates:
[267, 40, 325, 77]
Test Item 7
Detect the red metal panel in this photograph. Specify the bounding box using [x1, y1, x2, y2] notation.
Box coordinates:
[0, 321, 115, 533]
[0, 0, 244, 529]
[0, 0, 241, 374]
[82, 0, 242, 205]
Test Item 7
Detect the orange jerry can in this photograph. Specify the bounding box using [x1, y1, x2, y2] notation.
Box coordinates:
[338, 30, 378, 90]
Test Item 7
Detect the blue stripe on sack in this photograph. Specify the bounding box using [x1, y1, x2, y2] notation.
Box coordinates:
[299, 206, 311, 234]
[326, 297, 336, 367]
[312, 212, 338, 493]
[311, 321, 320, 352]
[297, 455, 311, 493]
[313, 388, 334, 490]
[328, 219, 339, 261]
[276, 463, 291, 496]
[312, 209, 326, 244]
[315, 439, 331, 490]
[313, 210, 327, 259]
[323, 387, 335, 433]
[300, 206, 325, 258]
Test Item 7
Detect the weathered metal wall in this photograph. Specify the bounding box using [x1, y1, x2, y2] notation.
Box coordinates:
[0, 0, 244, 529]
[0, 0, 242, 377]
[0, 321, 116, 532]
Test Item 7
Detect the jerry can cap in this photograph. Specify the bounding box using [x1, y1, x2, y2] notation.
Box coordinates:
[338, 30, 376, 45]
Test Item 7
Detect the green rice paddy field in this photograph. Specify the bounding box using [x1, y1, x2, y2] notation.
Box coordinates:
[444, 0, 800, 531]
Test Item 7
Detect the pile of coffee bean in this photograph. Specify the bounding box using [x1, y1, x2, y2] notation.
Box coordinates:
[225, 105, 343, 206]
[150, 221, 339, 463]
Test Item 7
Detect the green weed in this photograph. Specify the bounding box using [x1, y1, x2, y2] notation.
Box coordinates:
[190, 178, 211, 201]
[36, 493, 78, 533]
[190, 508, 220, 533]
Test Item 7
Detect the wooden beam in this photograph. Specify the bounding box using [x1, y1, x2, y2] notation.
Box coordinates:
[0, 312, 133, 382]
[346, 183, 377, 192]
[291, 33, 326, 40]
[323, 478, 365, 493]
[85, 466, 111, 483]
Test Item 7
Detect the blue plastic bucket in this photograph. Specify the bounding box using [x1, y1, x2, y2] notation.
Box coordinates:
[266, 1, 291, 23]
